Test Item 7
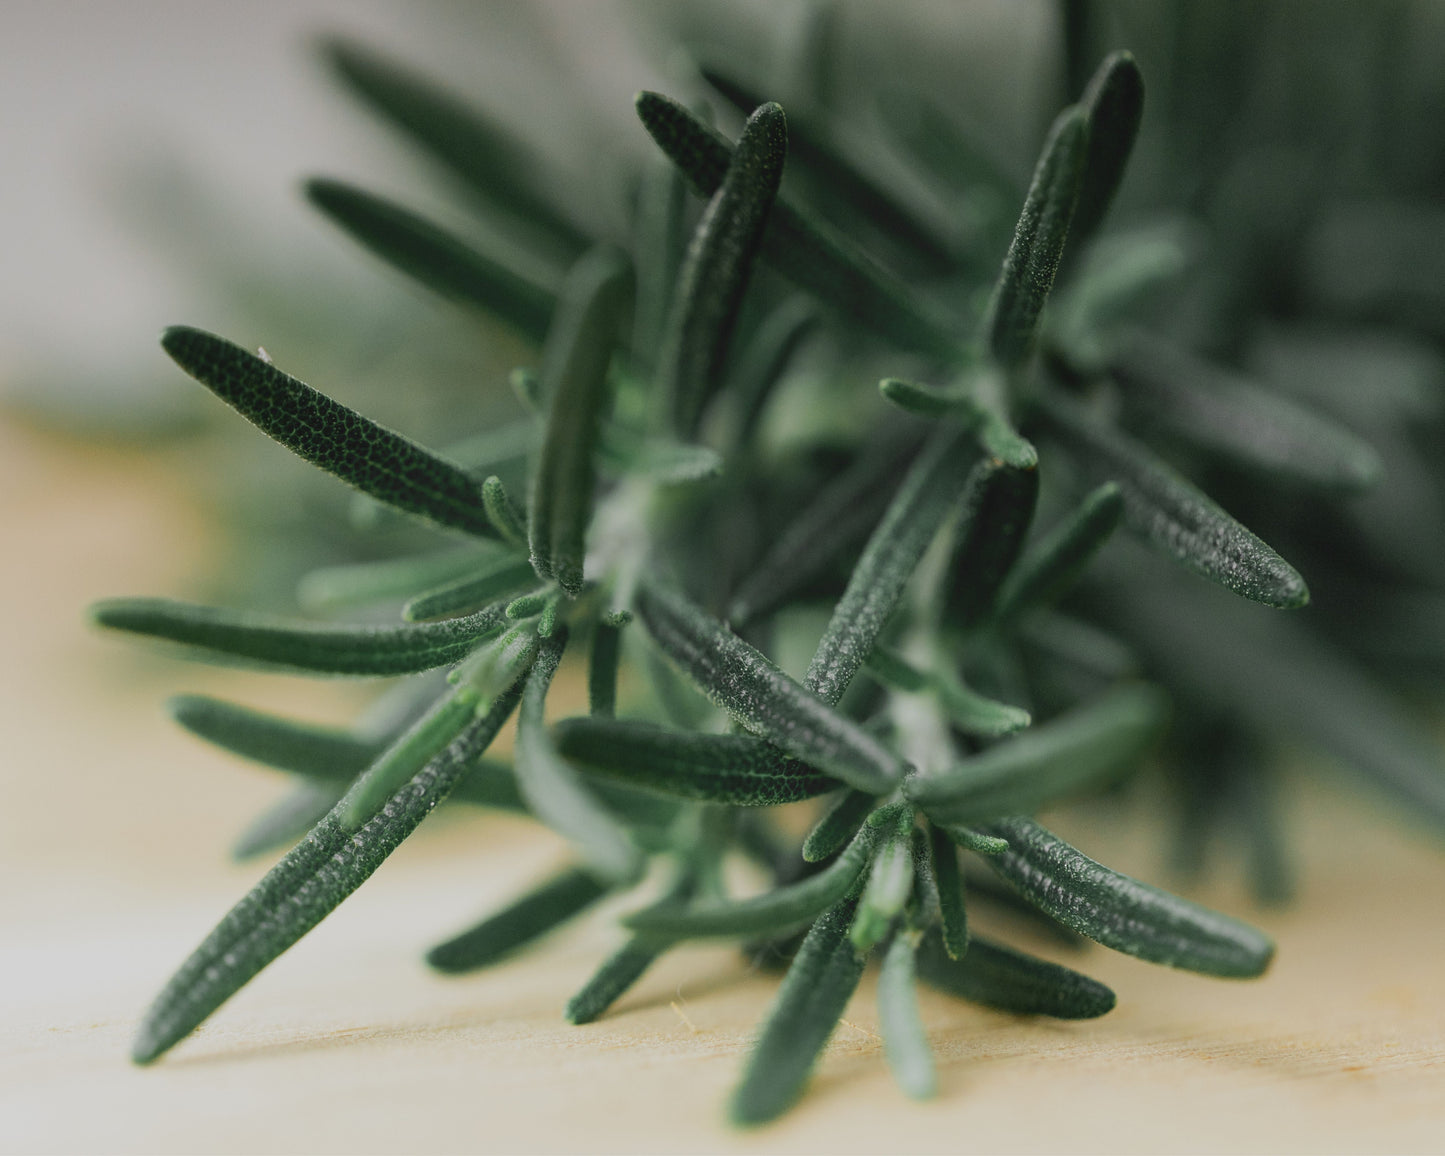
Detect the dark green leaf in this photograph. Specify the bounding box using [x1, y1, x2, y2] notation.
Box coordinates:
[986, 106, 1089, 369]
[946, 456, 1039, 628]
[402, 558, 538, 622]
[635, 92, 963, 362]
[1110, 334, 1383, 493]
[323, 38, 589, 260]
[1037, 388, 1310, 608]
[298, 546, 502, 614]
[553, 717, 837, 806]
[481, 476, 529, 550]
[635, 579, 906, 793]
[131, 680, 525, 1064]
[850, 806, 915, 951]
[427, 866, 610, 973]
[92, 597, 507, 676]
[977, 817, 1275, 978]
[991, 482, 1123, 623]
[877, 933, 937, 1100]
[729, 896, 866, 1127]
[305, 178, 557, 344]
[804, 426, 979, 707]
[658, 101, 787, 438]
[514, 630, 643, 884]
[632, 154, 689, 367]
[161, 326, 496, 538]
[724, 295, 818, 444]
[928, 824, 969, 959]
[944, 826, 1009, 856]
[168, 694, 383, 777]
[933, 668, 1032, 738]
[1071, 51, 1145, 245]
[529, 248, 633, 594]
[588, 621, 622, 718]
[802, 788, 877, 863]
[623, 815, 881, 939]
[908, 684, 1168, 824]
[232, 782, 344, 861]
[915, 931, 1115, 1018]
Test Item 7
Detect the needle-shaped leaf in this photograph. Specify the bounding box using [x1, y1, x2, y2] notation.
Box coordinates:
[804, 426, 979, 708]
[725, 295, 818, 444]
[851, 807, 916, 951]
[553, 717, 838, 806]
[232, 782, 344, 861]
[802, 788, 877, 862]
[1110, 334, 1383, 493]
[529, 248, 633, 593]
[977, 816, 1275, 978]
[131, 678, 526, 1064]
[1037, 388, 1310, 608]
[985, 106, 1089, 370]
[168, 694, 383, 777]
[729, 896, 866, 1127]
[991, 481, 1124, 623]
[161, 326, 496, 538]
[657, 100, 787, 438]
[427, 866, 610, 973]
[322, 38, 589, 260]
[635, 579, 906, 793]
[623, 814, 882, 939]
[401, 558, 538, 622]
[480, 476, 529, 550]
[514, 630, 643, 885]
[877, 933, 937, 1100]
[915, 932, 1115, 1018]
[928, 824, 969, 959]
[587, 621, 622, 718]
[305, 179, 558, 344]
[946, 456, 1039, 628]
[633, 153, 689, 367]
[597, 432, 723, 485]
[908, 684, 1167, 824]
[1070, 51, 1145, 245]
[92, 597, 507, 676]
[635, 92, 963, 362]
[727, 432, 913, 627]
[298, 546, 503, 614]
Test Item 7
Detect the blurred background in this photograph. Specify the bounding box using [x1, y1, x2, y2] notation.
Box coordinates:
[7, 2, 1445, 1151]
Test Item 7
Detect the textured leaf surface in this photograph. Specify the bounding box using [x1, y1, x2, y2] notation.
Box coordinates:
[877, 933, 937, 1100]
[915, 931, 1115, 1018]
[169, 694, 383, 777]
[161, 327, 496, 537]
[1038, 388, 1310, 608]
[802, 788, 876, 862]
[92, 598, 507, 675]
[977, 817, 1275, 977]
[929, 824, 969, 959]
[402, 558, 538, 622]
[131, 681, 525, 1064]
[992, 482, 1123, 622]
[946, 457, 1040, 628]
[553, 717, 837, 806]
[1071, 51, 1145, 245]
[297, 547, 501, 614]
[636, 580, 906, 793]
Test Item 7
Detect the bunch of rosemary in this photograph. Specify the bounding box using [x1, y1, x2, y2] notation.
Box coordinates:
[90, 10, 1445, 1127]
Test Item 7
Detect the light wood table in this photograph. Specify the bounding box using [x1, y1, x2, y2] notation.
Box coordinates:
[4, 418, 1444, 1154]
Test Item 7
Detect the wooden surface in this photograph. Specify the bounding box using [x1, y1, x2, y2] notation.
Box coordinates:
[4, 417, 1445, 1155]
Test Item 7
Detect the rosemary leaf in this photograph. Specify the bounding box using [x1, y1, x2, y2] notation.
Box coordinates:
[427, 866, 610, 973]
[929, 823, 969, 959]
[1071, 51, 1145, 245]
[161, 326, 496, 538]
[977, 817, 1275, 978]
[991, 481, 1124, 623]
[587, 621, 622, 717]
[481, 476, 529, 550]
[658, 100, 787, 438]
[802, 788, 877, 863]
[725, 295, 818, 443]
[934, 669, 1033, 738]
[131, 681, 525, 1064]
[633, 154, 688, 367]
[305, 178, 557, 343]
[850, 807, 916, 951]
[323, 38, 589, 260]
[877, 933, 937, 1100]
[623, 816, 881, 939]
[168, 694, 383, 777]
[729, 896, 866, 1127]
[985, 106, 1089, 370]
[231, 782, 344, 861]
[553, 717, 837, 806]
[915, 932, 1115, 1018]
[635, 579, 906, 792]
[635, 91, 963, 362]
[298, 546, 502, 614]
[514, 630, 643, 884]
[908, 684, 1168, 824]
[91, 597, 507, 676]
[945, 826, 1009, 856]
[1037, 387, 1310, 608]
[947, 451, 1040, 629]
[529, 248, 633, 594]
[804, 426, 978, 707]
[1110, 334, 1384, 493]
[402, 558, 538, 622]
